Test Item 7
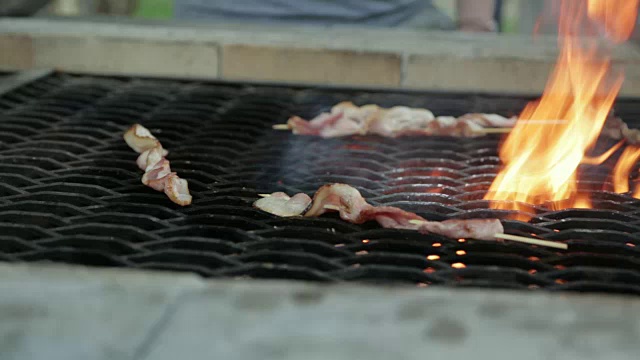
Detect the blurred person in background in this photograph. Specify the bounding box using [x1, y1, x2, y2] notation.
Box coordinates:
[0, 0, 135, 16]
[174, 0, 498, 32]
[0, 0, 50, 16]
[0, 0, 503, 34]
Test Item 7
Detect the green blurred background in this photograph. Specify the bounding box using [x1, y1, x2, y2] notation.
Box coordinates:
[135, 0, 173, 19]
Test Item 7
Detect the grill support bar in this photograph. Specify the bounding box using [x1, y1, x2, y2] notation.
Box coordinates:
[1, 262, 639, 360]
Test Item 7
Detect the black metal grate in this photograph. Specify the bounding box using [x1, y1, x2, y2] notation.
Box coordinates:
[1, 72, 640, 295]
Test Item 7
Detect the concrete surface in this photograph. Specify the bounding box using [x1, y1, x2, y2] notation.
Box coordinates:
[0, 262, 639, 360]
[2, 17, 640, 94]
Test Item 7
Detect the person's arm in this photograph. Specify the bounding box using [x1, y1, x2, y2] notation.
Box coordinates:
[456, 0, 496, 32]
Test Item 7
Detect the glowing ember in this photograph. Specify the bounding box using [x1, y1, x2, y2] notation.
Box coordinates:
[484, 0, 639, 220]
[456, 250, 466, 255]
[451, 262, 466, 269]
[427, 255, 440, 260]
[612, 146, 640, 193]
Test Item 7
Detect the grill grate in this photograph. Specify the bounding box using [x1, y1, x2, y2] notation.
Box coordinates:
[1, 72, 640, 295]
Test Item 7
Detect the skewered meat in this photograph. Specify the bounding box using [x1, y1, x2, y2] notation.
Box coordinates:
[602, 115, 640, 145]
[285, 102, 640, 143]
[285, 101, 517, 138]
[124, 124, 168, 155]
[164, 174, 193, 207]
[254, 192, 313, 217]
[123, 124, 192, 206]
[254, 183, 503, 241]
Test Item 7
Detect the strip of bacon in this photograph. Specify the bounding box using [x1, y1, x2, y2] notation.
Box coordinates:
[254, 183, 503, 241]
[123, 124, 192, 206]
[285, 102, 517, 138]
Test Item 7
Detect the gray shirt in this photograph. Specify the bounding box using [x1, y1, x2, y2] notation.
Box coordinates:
[174, 0, 449, 27]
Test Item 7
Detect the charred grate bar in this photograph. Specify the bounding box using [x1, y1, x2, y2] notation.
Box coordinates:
[1, 72, 640, 295]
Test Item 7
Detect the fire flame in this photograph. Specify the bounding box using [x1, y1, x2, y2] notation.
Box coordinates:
[612, 146, 640, 193]
[587, 0, 639, 41]
[485, 0, 638, 220]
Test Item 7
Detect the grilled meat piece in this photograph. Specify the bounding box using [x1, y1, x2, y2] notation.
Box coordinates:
[254, 192, 313, 217]
[602, 115, 640, 145]
[254, 183, 503, 241]
[285, 101, 516, 138]
[123, 124, 192, 206]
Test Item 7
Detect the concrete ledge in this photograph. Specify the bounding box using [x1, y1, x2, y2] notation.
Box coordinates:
[32, 36, 219, 78]
[2, 17, 640, 95]
[0, 34, 33, 69]
[0, 263, 205, 360]
[0, 262, 639, 360]
[222, 44, 401, 86]
[405, 55, 553, 93]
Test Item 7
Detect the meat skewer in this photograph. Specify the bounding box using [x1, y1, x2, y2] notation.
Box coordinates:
[274, 102, 517, 138]
[275, 102, 639, 144]
[602, 115, 640, 145]
[254, 183, 567, 249]
[481, 111, 640, 144]
[124, 124, 193, 206]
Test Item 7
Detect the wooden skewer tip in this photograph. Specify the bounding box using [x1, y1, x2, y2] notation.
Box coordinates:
[494, 233, 568, 250]
[272, 124, 291, 130]
[408, 220, 566, 249]
[257, 194, 272, 197]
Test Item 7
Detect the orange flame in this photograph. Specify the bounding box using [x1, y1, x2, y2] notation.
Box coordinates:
[587, 0, 639, 42]
[613, 146, 640, 193]
[484, 0, 638, 220]
[581, 139, 624, 164]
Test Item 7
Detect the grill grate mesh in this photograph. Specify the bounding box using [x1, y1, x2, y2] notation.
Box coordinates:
[1, 72, 640, 294]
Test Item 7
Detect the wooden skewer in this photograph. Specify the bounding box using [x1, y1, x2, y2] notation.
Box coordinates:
[275, 124, 513, 134]
[474, 119, 570, 134]
[258, 194, 272, 197]
[494, 233, 568, 249]
[475, 127, 512, 134]
[408, 220, 567, 249]
[274, 119, 566, 134]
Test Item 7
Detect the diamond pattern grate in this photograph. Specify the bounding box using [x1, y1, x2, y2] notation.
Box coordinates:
[1, 72, 640, 295]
